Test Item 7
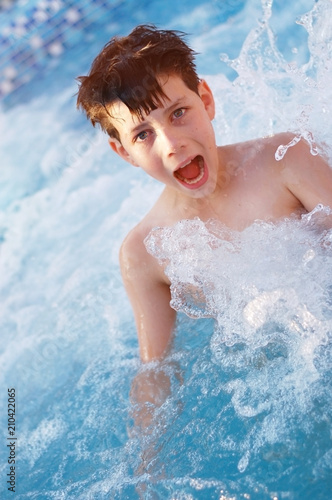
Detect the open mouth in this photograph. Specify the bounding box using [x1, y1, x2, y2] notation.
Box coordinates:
[174, 155, 206, 186]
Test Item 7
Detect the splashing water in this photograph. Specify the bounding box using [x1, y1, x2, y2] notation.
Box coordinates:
[211, 0, 332, 163]
[143, 212, 332, 497]
[140, 0, 332, 496]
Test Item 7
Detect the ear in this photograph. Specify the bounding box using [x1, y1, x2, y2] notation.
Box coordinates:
[108, 138, 139, 167]
[198, 79, 215, 121]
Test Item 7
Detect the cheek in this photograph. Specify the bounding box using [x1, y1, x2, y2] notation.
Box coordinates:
[122, 142, 146, 165]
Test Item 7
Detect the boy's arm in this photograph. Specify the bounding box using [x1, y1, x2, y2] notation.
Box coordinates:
[281, 136, 332, 219]
[120, 229, 176, 362]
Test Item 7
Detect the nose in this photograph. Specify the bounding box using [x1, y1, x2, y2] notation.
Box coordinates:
[159, 127, 186, 157]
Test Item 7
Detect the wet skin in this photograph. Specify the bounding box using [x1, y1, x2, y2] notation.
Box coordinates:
[108, 75, 219, 200]
[107, 74, 332, 362]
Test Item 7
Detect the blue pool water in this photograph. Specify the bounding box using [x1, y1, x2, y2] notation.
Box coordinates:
[1, 0, 332, 498]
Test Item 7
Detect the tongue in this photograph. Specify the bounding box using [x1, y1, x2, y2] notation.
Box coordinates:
[177, 157, 200, 179]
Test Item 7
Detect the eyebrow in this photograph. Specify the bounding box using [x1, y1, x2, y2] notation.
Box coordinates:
[129, 97, 188, 135]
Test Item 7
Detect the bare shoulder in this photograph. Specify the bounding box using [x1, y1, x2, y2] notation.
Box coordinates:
[220, 132, 332, 220]
[220, 132, 295, 165]
[120, 216, 169, 287]
[260, 131, 330, 168]
[247, 132, 297, 161]
[265, 132, 331, 184]
[266, 132, 332, 213]
[120, 221, 154, 272]
[241, 132, 331, 177]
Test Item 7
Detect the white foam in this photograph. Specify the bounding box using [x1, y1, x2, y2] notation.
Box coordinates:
[20, 417, 66, 467]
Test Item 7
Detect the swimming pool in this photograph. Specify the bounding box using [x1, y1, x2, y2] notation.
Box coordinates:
[1, 0, 332, 498]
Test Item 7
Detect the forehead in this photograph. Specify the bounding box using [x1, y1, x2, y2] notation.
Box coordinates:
[108, 75, 192, 129]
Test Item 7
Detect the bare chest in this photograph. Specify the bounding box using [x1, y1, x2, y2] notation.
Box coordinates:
[199, 164, 304, 230]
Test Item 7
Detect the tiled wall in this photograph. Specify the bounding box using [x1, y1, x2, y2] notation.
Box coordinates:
[0, 0, 120, 99]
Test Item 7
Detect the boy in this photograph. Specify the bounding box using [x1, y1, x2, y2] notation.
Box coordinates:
[77, 25, 332, 364]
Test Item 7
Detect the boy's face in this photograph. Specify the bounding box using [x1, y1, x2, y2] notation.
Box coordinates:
[108, 75, 219, 199]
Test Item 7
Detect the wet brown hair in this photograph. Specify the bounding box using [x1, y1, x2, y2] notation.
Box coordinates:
[76, 24, 200, 141]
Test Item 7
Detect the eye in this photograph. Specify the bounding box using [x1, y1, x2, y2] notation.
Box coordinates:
[173, 108, 185, 119]
[134, 130, 149, 142]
